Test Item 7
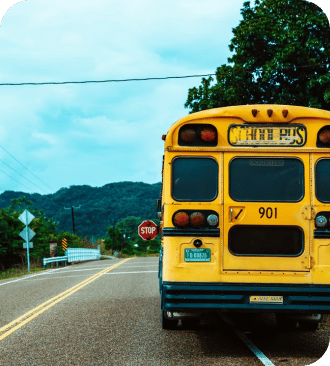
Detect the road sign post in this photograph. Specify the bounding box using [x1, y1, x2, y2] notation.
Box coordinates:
[138, 220, 158, 240]
[18, 209, 35, 272]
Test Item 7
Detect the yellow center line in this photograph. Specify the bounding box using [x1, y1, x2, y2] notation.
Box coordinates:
[0, 258, 131, 341]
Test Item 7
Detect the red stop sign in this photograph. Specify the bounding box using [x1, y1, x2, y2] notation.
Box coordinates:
[138, 220, 158, 240]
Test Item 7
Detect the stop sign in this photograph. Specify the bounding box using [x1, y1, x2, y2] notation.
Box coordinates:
[138, 220, 158, 240]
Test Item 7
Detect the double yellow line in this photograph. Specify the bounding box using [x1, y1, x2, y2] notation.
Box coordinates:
[0, 258, 131, 341]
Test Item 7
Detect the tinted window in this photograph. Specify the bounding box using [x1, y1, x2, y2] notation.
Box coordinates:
[229, 225, 304, 256]
[229, 158, 304, 202]
[316, 159, 330, 202]
[172, 158, 218, 201]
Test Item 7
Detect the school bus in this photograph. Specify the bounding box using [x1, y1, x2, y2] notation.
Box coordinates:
[158, 104, 330, 330]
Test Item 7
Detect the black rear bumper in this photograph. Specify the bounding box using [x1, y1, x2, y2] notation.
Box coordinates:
[161, 282, 330, 313]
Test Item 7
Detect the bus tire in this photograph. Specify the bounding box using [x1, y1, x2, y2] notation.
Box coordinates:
[276, 314, 297, 330]
[298, 320, 319, 331]
[181, 317, 199, 330]
[162, 311, 177, 330]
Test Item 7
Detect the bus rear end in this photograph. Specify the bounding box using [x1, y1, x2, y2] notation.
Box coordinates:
[159, 105, 330, 330]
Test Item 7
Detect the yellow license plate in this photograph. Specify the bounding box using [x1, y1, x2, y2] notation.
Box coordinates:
[250, 295, 283, 304]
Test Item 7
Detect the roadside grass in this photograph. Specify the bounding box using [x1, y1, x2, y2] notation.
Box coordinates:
[0, 265, 46, 281]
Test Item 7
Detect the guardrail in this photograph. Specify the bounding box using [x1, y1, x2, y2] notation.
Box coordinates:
[43, 246, 102, 267]
[65, 246, 101, 263]
[43, 256, 68, 268]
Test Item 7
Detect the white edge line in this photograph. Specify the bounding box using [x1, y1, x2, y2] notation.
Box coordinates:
[221, 314, 275, 366]
[0, 269, 57, 287]
[1, 270, 159, 283]
[105, 271, 158, 275]
[0, 259, 158, 286]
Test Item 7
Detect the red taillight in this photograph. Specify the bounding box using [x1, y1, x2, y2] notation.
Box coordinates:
[173, 212, 189, 228]
[201, 127, 216, 142]
[318, 127, 330, 145]
[190, 212, 206, 228]
[180, 128, 196, 143]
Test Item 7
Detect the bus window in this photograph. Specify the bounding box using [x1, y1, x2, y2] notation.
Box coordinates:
[229, 225, 304, 256]
[229, 157, 304, 202]
[172, 157, 218, 201]
[315, 159, 330, 203]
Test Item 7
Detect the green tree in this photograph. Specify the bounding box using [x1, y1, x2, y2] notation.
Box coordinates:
[104, 216, 161, 254]
[185, 0, 330, 112]
[0, 197, 58, 269]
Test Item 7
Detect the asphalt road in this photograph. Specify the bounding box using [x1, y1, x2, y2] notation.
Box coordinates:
[0, 257, 329, 366]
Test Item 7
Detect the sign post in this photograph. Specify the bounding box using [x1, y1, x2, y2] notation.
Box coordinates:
[18, 209, 35, 272]
[138, 220, 158, 241]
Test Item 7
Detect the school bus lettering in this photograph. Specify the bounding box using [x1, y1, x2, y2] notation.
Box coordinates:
[228, 124, 307, 146]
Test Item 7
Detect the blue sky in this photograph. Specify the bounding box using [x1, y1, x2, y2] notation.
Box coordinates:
[0, 0, 329, 195]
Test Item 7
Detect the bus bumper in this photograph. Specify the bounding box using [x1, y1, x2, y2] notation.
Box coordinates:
[161, 282, 330, 313]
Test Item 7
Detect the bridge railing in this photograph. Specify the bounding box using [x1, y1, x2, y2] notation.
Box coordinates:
[43, 245, 101, 267]
[65, 246, 101, 263]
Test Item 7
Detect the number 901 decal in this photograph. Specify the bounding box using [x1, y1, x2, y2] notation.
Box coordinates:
[259, 207, 278, 219]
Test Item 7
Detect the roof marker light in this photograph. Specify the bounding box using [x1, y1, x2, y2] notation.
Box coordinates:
[282, 110, 289, 118]
[267, 109, 273, 117]
[252, 109, 258, 117]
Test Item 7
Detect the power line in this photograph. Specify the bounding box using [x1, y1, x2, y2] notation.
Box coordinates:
[0, 74, 216, 86]
[0, 63, 328, 86]
[0, 158, 48, 194]
[0, 167, 32, 192]
[0, 146, 55, 192]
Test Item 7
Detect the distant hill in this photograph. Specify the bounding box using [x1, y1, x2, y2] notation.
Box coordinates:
[0, 182, 162, 238]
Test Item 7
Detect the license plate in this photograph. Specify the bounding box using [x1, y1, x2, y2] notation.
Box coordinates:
[184, 248, 211, 262]
[250, 295, 283, 304]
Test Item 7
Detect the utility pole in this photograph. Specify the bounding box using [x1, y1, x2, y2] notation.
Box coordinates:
[112, 219, 116, 249]
[64, 205, 81, 234]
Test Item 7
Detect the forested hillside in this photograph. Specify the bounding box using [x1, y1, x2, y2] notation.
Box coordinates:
[0, 182, 162, 238]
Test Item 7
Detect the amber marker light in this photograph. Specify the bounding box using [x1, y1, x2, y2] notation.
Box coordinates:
[180, 127, 196, 143]
[173, 212, 189, 228]
[201, 127, 216, 143]
[190, 212, 206, 228]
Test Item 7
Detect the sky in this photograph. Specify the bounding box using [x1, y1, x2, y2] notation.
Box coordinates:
[0, 0, 329, 196]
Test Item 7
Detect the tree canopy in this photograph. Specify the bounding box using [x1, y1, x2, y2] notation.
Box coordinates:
[185, 0, 330, 112]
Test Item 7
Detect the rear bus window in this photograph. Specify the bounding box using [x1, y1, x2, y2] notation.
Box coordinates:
[229, 157, 304, 202]
[316, 159, 330, 203]
[172, 157, 218, 201]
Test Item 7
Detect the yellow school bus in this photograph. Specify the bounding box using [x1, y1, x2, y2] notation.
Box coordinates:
[158, 104, 330, 330]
